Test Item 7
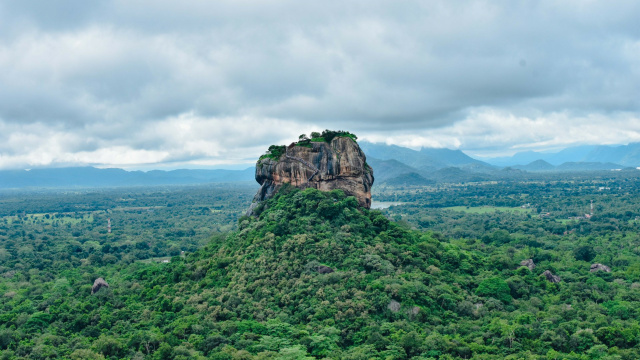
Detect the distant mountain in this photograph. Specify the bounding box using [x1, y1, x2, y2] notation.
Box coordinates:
[383, 172, 434, 186]
[0, 167, 255, 189]
[431, 167, 493, 183]
[584, 143, 640, 166]
[484, 143, 640, 167]
[509, 159, 624, 172]
[362, 142, 628, 182]
[359, 141, 493, 170]
[366, 157, 417, 182]
[513, 160, 555, 172]
[555, 162, 624, 171]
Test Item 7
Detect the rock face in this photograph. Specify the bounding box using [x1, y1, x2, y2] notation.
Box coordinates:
[317, 265, 334, 274]
[91, 277, 109, 294]
[248, 136, 374, 214]
[520, 259, 536, 271]
[590, 263, 611, 273]
[542, 270, 561, 283]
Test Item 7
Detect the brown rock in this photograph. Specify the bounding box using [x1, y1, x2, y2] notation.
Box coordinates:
[520, 259, 536, 271]
[248, 136, 374, 215]
[590, 263, 611, 273]
[542, 270, 561, 283]
[317, 266, 334, 274]
[91, 277, 109, 294]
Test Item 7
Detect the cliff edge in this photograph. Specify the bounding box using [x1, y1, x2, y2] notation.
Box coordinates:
[247, 131, 374, 215]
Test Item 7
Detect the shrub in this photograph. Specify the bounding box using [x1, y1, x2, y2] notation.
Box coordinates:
[476, 277, 513, 303]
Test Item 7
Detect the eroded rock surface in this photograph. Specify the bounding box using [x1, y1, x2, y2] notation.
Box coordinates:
[590, 263, 611, 273]
[92, 277, 109, 294]
[248, 136, 374, 214]
[520, 259, 536, 271]
[317, 266, 334, 274]
[387, 300, 401, 313]
[543, 270, 561, 283]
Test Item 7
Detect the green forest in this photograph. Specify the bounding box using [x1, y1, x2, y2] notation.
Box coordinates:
[2, 174, 640, 359]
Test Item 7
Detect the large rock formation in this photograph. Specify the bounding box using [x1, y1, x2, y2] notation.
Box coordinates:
[248, 135, 374, 214]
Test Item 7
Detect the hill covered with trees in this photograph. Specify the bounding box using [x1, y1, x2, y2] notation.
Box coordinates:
[2, 183, 640, 359]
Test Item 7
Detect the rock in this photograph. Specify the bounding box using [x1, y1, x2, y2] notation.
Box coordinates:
[520, 259, 536, 271]
[542, 270, 561, 283]
[92, 277, 109, 294]
[590, 263, 611, 273]
[317, 265, 334, 274]
[248, 135, 374, 215]
[387, 300, 401, 313]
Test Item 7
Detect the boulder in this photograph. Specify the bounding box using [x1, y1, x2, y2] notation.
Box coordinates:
[590, 263, 611, 273]
[387, 300, 401, 313]
[542, 270, 561, 283]
[91, 277, 109, 294]
[317, 265, 334, 274]
[407, 306, 420, 316]
[520, 259, 536, 271]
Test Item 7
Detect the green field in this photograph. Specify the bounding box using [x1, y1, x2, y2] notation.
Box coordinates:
[3, 213, 94, 225]
[444, 205, 532, 214]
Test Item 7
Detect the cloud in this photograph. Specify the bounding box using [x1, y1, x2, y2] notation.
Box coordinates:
[361, 109, 640, 156]
[0, 1, 639, 168]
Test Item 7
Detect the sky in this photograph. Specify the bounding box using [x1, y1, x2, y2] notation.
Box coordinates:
[1, 0, 639, 169]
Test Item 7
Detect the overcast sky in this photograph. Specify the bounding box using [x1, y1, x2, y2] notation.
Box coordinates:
[1, 1, 639, 169]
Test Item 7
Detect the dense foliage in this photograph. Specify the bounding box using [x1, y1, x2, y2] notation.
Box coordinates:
[260, 130, 358, 161]
[259, 146, 287, 161]
[2, 178, 640, 359]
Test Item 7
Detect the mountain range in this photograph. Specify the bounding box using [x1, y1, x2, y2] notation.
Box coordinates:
[483, 142, 640, 167]
[3, 141, 640, 189]
[0, 167, 255, 189]
[361, 141, 640, 185]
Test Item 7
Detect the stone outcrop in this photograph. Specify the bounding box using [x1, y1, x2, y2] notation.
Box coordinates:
[542, 270, 561, 283]
[590, 263, 611, 273]
[520, 259, 536, 271]
[387, 300, 401, 313]
[317, 265, 334, 274]
[92, 277, 109, 294]
[248, 136, 374, 214]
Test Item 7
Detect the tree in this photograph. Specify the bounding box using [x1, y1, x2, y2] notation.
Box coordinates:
[278, 345, 314, 360]
[476, 277, 512, 303]
[574, 245, 596, 262]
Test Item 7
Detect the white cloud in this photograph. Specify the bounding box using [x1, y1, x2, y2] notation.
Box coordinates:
[0, 1, 639, 168]
[361, 109, 640, 157]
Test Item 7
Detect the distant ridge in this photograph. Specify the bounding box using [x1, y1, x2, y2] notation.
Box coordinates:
[0, 167, 255, 189]
[555, 162, 624, 171]
[485, 143, 640, 167]
[359, 141, 492, 169]
[512, 160, 555, 172]
[511, 160, 626, 172]
[384, 172, 434, 186]
[362, 142, 640, 184]
[366, 157, 416, 182]
[5, 141, 638, 190]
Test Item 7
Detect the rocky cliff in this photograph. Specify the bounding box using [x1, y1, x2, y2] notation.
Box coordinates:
[248, 134, 374, 214]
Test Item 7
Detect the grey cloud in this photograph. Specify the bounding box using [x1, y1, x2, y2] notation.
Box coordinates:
[0, 1, 639, 168]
